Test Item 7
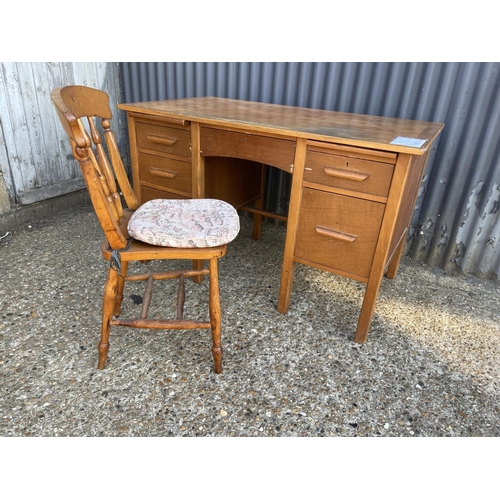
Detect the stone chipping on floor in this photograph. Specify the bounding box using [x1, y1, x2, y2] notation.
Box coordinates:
[1, 204, 499, 437]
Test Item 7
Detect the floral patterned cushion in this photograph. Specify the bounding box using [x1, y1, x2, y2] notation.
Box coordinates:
[127, 198, 240, 248]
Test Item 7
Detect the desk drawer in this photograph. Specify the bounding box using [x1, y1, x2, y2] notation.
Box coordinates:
[304, 150, 394, 197]
[138, 153, 192, 196]
[295, 188, 385, 279]
[200, 126, 295, 172]
[140, 186, 189, 203]
[136, 121, 191, 158]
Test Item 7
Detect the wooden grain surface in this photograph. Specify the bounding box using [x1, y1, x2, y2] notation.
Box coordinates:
[1, 62, 122, 204]
[118, 97, 444, 155]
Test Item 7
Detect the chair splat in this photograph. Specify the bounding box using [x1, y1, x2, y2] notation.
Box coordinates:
[86, 116, 124, 219]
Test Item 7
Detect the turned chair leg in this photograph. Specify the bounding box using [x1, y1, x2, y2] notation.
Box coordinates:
[98, 267, 119, 369]
[114, 261, 128, 316]
[209, 257, 222, 373]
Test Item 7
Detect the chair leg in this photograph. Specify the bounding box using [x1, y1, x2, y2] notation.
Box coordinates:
[209, 256, 222, 374]
[98, 267, 119, 369]
[114, 261, 128, 316]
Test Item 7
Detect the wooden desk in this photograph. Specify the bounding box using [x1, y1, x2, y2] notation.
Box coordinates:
[118, 97, 444, 343]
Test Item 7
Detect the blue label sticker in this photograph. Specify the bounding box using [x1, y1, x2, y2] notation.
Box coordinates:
[390, 136, 427, 148]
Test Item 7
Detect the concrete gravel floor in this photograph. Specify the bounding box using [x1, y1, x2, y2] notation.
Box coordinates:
[1, 204, 499, 438]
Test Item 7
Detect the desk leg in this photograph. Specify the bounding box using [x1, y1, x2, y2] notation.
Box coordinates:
[354, 274, 384, 343]
[385, 230, 407, 279]
[252, 164, 266, 241]
[277, 139, 307, 313]
[354, 154, 412, 343]
[191, 122, 205, 284]
[277, 261, 295, 313]
[192, 259, 205, 284]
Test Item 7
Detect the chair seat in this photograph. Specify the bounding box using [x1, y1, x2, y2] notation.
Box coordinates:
[127, 198, 240, 248]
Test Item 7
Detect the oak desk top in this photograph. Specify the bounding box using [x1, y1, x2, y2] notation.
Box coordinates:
[118, 97, 444, 156]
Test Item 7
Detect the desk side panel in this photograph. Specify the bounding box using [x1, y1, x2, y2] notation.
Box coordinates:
[385, 151, 429, 269]
[126, 114, 141, 201]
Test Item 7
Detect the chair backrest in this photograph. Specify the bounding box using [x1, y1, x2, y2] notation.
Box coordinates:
[51, 85, 139, 249]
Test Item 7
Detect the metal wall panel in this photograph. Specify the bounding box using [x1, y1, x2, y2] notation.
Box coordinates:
[120, 62, 500, 280]
[0, 62, 125, 207]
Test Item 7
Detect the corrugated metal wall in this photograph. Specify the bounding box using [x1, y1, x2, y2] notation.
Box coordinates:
[121, 62, 500, 280]
[0, 62, 125, 207]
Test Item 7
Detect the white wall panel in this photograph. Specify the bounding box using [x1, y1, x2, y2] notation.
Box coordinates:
[0, 62, 123, 207]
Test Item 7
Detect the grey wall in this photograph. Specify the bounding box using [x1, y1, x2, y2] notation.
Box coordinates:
[121, 62, 500, 280]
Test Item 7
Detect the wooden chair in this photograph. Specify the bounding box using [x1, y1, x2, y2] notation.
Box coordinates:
[51, 85, 240, 373]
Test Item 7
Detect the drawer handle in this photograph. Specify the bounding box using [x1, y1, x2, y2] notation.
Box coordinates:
[147, 134, 178, 146]
[324, 167, 369, 182]
[149, 167, 178, 179]
[315, 226, 358, 243]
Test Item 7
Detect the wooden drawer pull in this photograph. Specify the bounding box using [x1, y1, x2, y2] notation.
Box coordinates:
[315, 225, 358, 243]
[324, 166, 369, 182]
[148, 167, 177, 179]
[147, 134, 178, 146]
